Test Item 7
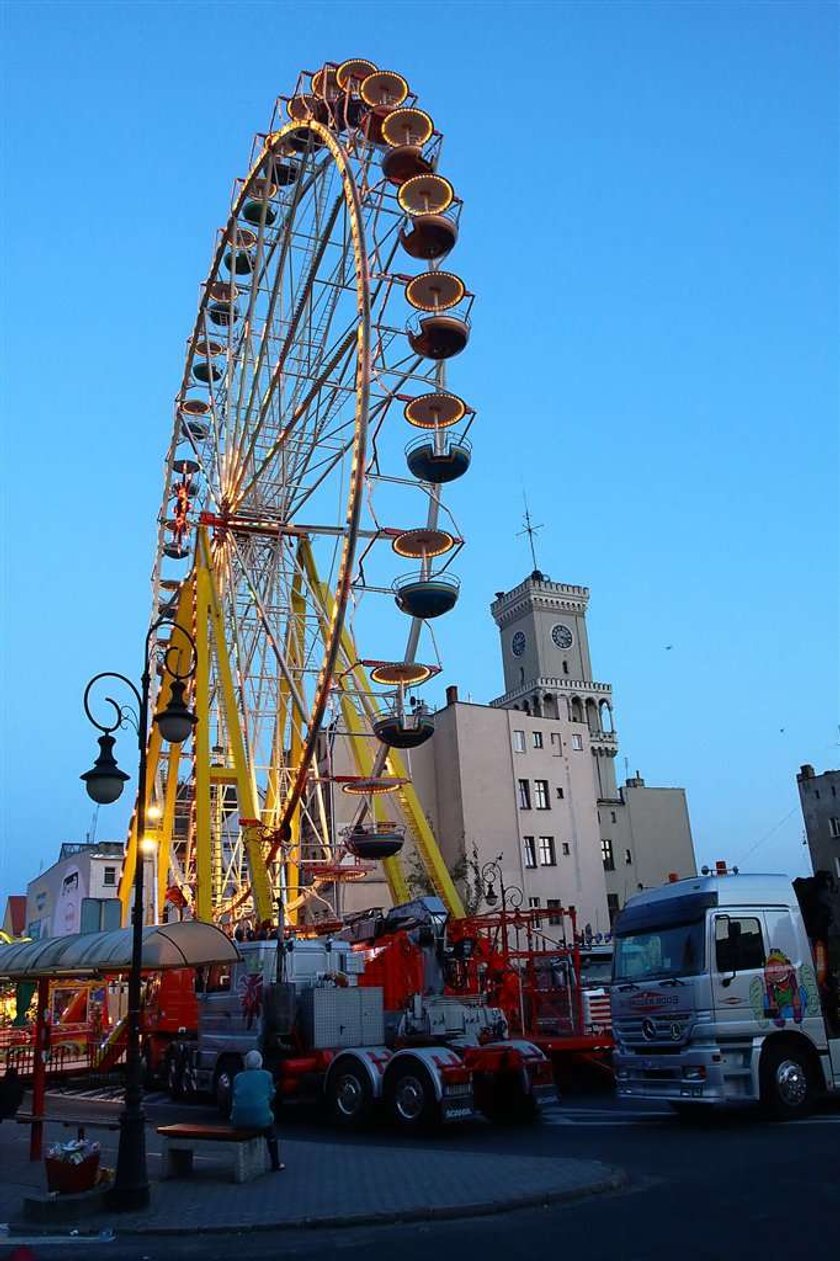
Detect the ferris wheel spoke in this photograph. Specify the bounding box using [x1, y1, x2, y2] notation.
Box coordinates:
[230, 193, 346, 500]
[235, 321, 357, 506]
[228, 152, 329, 457]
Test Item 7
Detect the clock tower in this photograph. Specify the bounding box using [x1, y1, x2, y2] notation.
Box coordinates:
[489, 569, 618, 798]
[490, 569, 595, 694]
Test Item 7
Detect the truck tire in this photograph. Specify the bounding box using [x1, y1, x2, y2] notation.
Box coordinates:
[326, 1060, 372, 1128]
[214, 1057, 242, 1120]
[759, 1043, 816, 1121]
[385, 1060, 440, 1132]
[478, 1071, 539, 1126]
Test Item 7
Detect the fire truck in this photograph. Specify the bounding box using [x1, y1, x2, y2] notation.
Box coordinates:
[164, 897, 553, 1129]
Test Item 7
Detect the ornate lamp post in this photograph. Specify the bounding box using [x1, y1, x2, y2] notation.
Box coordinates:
[476, 855, 524, 914]
[80, 617, 197, 1212]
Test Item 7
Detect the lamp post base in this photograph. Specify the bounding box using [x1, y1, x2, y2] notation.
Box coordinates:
[105, 1107, 150, 1213]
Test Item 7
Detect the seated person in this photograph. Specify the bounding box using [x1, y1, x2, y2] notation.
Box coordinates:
[230, 1049, 283, 1172]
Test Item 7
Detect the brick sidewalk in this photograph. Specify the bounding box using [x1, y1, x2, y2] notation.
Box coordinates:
[0, 1105, 623, 1235]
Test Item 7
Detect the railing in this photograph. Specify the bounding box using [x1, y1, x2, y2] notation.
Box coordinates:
[490, 677, 613, 707]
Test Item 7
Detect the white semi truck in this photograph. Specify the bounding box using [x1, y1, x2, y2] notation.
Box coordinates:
[611, 870, 840, 1118]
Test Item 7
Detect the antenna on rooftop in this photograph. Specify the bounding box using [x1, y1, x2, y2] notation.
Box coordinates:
[517, 492, 544, 574]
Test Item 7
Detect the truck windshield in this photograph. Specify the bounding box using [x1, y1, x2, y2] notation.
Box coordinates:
[614, 919, 705, 981]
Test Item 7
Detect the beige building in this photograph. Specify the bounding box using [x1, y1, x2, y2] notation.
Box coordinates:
[409, 692, 610, 935]
[322, 568, 696, 928]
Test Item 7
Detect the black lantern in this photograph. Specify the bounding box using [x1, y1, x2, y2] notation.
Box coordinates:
[154, 678, 197, 744]
[80, 734, 131, 805]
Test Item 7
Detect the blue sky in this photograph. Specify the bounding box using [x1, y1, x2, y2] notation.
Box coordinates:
[1, 1, 837, 903]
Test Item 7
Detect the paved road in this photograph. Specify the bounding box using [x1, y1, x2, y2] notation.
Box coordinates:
[4, 1091, 838, 1260]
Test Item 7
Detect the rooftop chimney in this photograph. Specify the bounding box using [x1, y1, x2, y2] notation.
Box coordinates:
[445, 685, 459, 706]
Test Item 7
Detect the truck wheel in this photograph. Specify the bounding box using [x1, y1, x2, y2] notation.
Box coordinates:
[760, 1044, 815, 1120]
[326, 1060, 372, 1128]
[479, 1072, 539, 1125]
[385, 1061, 440, 1131]
[214, 1058, 241, 1120]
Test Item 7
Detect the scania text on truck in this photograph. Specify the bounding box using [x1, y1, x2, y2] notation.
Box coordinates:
[610, 870, 840, 1119]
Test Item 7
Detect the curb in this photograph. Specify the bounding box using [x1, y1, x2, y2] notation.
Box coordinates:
[59, 1166, 629, 1237]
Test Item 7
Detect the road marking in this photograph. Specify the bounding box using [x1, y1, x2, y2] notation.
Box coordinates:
[540, 1104, 840, 1127]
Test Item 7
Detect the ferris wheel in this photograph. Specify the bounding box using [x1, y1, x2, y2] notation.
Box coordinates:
[142, 60, 475, 930]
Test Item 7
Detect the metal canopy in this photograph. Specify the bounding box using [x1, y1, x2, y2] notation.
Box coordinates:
[0, 921, 241, 981]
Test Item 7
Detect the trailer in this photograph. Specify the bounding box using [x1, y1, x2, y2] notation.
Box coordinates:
[166, 897, 553, 1130]
[445, 906, 614, 1089]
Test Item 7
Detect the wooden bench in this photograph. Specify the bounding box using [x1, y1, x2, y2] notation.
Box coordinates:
[156, 1123, 268, 1184]
[17, 1113, 121, 1141]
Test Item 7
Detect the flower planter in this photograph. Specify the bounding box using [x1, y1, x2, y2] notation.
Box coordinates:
[45, 1153, 100, 1195]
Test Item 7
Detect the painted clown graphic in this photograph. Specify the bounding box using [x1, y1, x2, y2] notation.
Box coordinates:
[749, 950, 817, 1028]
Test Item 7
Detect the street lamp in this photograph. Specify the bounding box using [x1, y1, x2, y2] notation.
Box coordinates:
[80, 616, 197, 1212]
[473, 854, 523, 913]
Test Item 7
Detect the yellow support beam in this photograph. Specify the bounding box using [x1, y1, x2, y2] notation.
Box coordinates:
[117, 574, 194, 925]
[157, 739, 182, 919]
[297, 540, 463, 917]
[194, 551, 212, 922]
[198, 528, 274, 924]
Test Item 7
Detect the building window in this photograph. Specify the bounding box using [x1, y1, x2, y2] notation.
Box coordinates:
[523, 836, 537, 868]
[601, 838, 615, 872]
[534, 780, 550, 810]
[538, 836, 556, 866]
[513, 729, 525, 753]
[518, 779, 531, 809]
[528, 897, 541, 909]
[561, 841, 570, 856]
[829, 817, 840, 839]
[532, 731, 543, 749]
[611, 811, 617, 823]
[562, 661, 569, 675]
[547, 898, 563, 926]
[556, 786, 564, 799]
[103, 866, 116, 887]
[607, 893, 620, 926]
[550, 732, 562, 756]
[572, 734, 583, 751]
[625, 849, 632, 865]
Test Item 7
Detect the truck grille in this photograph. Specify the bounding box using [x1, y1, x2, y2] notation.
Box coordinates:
[615, 1016, 691, 1049]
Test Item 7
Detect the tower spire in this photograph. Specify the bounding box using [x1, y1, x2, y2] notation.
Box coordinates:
[517, 493, 544, 576]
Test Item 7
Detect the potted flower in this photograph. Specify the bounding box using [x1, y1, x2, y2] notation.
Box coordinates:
[45, 1138, 101, 1194]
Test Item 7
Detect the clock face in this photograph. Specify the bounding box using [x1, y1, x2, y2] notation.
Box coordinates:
[511, 631, 526, 658]
[551, 623, 574, 651]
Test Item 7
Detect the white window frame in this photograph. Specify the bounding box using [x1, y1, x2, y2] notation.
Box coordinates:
[513, 729, 526, 753]
[538, 836, 556, 866]
[523, 836, 537, 869]
[534, 779, 550, 810]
